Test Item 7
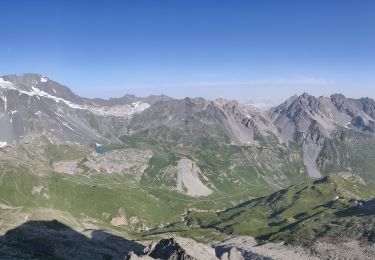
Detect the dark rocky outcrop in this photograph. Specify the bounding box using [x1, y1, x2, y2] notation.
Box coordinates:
[127, 238, 219, 260]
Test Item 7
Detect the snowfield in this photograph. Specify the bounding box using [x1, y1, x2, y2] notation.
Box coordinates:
[0, 79, 150, 117]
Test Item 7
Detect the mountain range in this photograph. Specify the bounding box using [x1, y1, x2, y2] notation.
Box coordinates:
[1, 74, 375, 259]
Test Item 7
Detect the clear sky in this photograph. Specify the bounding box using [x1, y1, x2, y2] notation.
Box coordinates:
[0, 0, 374, 106]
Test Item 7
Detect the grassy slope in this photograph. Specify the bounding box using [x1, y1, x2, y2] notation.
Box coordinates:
[318, 128, 375, 182]
[0, 128, 305, 241]
[1, 125, 375, 243]
[183, 173, 375, 244]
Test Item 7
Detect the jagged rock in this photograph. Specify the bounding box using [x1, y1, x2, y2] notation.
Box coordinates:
[3, 73, 375, 181]
[129, 216, 141, 225]
[219, 247, 245, 260]
[127, 236, 323, 260]
[0, 74, 160, 145]
[352, 116, 366, 128]
[111, 216, 128, 226]
[126, 251, 154, 260]
[128, 238, 218, 260]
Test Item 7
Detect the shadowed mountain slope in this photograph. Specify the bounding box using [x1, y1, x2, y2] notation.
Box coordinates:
[0, 220, 144, 259]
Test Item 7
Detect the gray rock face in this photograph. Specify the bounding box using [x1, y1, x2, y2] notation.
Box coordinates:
[215, 236, 319, 260]
[127, 236, 323, 260]
[268, 92, 375, 177]
[2, 74, 374, 147]
[0, 74, 158, 145]
[128, 238, 218, 260]
[2, 73, 375, 179]
[213, 99, 278, 145]
[176, 158, 213, 197]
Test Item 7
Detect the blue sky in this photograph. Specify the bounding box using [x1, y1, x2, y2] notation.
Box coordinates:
[0, 0, 374, 106]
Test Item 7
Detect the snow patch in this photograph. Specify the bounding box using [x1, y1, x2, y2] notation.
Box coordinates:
[0, 77, 16, 90]
[86, 102, 150, 117]
[0, 94, 7, 110]
[40, 76, 48, 82]
[32, 86, 84, 109]
[0, 141, 7, 148]
[14, 86, 85, 110]
[61, 121, 75, 131]
[1, 81, 149, 117]
[19, 86, 150, 117]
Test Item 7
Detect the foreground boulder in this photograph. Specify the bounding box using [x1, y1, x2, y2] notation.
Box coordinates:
[127, 238, 218, 260]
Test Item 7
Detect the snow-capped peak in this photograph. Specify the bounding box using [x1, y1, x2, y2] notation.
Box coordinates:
[0, 77, 16, 90]
[40, 76, 48, 83]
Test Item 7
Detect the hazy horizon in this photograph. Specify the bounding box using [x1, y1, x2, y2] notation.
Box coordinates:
[1, 71, 374, 109]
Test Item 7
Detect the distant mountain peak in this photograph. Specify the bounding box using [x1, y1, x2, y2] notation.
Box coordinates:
[300, 92, 312, 99]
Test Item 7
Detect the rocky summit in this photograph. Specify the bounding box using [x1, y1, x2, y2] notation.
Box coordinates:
[1, 74, 375, 259]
